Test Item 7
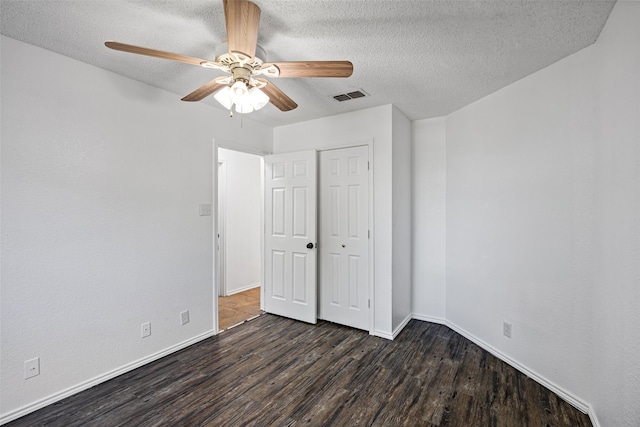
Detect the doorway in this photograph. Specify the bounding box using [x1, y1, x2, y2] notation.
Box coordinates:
[217, 147, 263, 330]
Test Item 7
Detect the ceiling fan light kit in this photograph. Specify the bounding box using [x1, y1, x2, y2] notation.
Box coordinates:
[105, 0, 353, 115]
[216, 81, 270, 114]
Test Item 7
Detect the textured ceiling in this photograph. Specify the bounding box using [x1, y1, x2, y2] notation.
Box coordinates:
[1, 0, 615, 127]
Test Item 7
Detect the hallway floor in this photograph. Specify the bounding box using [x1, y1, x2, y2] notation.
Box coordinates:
[218, 287, 262, 330]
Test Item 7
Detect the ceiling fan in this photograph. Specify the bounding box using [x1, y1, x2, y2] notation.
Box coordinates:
[105, 0, 353, 114]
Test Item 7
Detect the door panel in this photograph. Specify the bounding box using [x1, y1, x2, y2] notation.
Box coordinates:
[264, 150, 317, 324]
[319, 146, 370, 330]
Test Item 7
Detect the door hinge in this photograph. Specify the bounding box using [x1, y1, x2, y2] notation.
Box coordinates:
[367, 161, 370, 170]
[368, 299, 370, 308]
[368, 230, 370, 239]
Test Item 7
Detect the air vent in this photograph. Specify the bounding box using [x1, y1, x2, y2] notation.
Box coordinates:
[333, 90, 368, 102]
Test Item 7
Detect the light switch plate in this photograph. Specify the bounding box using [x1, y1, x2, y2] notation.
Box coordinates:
[199, 204, 212, 216]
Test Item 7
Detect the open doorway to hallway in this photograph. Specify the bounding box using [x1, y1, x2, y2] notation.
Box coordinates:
[217, 147, 263, 330]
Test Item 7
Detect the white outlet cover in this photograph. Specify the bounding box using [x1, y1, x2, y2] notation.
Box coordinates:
[141, 322, 151, 338]
[503, 321, 512, 338]
[24, 357, 40, 379]
[181, 310, 190, 325]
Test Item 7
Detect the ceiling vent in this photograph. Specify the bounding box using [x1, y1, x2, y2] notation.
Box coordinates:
[333, 90, 368, 102]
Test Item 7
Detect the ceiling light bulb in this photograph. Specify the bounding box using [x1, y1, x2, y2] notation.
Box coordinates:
[230, 81, 249, 104]
[213, 86, 233, 110]
[248, 87, 269, 111]
[235, 102, 254, 114]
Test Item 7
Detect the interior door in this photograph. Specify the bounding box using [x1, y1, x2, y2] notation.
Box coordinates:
[264, 150, 317, 324]
[319, 146, 370, 331]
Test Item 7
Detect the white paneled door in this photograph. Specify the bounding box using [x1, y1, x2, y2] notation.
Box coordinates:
[264, 150, 317, 324]
[319, 146, 370, 331]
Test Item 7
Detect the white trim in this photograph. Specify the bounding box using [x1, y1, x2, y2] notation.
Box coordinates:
[392, 313, 413, 339]
[217, 139, 271, 156]
[217, 159, 227, 298]
[259, 157, 265, 312]
[370, 329, 394, 340]
[212, 139, 219, 334]
[367, 141, 375, 338]
[0, 330, 217, 425]
[419, 317, 592, 415]
[225, 282, 261, 296]
[588, 404, 601, 427]
[369, 313, 412, 341]
[410, 315, 597, 416]
[412, 313, 446, 325]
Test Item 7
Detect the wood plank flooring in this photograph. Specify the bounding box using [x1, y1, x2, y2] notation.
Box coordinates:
[218, 287, 262, 330]
[7, 315, 592, 426]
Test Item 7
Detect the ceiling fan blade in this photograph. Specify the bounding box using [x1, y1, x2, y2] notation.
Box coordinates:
[105, 41, 209, 67]
[261, 61, 354, 78]
[223, 0, 261, 59]
[257, 79, 298, 111]
[181, 80, 228, 102]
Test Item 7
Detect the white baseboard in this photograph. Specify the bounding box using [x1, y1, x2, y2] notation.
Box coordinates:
[412, 313, 446, 325]
[368, 314, 413, 340]
[392, 314, 413, 339]
[411, 314, 603, 421]
[588, 404, 601, 427]
[370, 329, 394, 340]
[2, 315, 600, 425]
[224, 282, 260, 296]
[427, 318, 591, 415]
[0, 330, 217, 425]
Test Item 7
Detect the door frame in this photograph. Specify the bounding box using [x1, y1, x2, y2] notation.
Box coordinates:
[316, 140, 374, 332]
[217, 160, 227, 297]
[213, 138, 268, 333]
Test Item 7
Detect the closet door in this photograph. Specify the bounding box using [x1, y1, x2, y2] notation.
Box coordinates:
[264, 150, 317, 324]
[319, 146, 370, 331]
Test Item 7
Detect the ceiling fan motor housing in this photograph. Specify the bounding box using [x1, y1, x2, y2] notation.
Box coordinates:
[230, 64, 252, 84]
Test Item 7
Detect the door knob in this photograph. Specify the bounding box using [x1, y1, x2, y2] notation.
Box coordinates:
[341, 244, 346, 248]
[307, 242, 314, 249]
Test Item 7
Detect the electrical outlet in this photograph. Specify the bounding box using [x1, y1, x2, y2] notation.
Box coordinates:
[503, 321, 512, 338]
[24, 357, 40, 379]
[141, 322, 151, 338]
[181, 310, 190, 325]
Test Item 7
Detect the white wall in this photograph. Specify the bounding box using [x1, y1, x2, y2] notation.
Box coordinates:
[445, 44, 597, 406]
[592, 2, 640, 425]
[218, 148, 262, 295]
[0, 36, 272, 422]
[411, 117, 446, 321]
[273, 105, 397, 336]
[413, 2, 639, 422]
[391, 106, 412, 332]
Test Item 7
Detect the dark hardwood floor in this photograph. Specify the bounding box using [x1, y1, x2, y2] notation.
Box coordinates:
[7, 315, 591, 426]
